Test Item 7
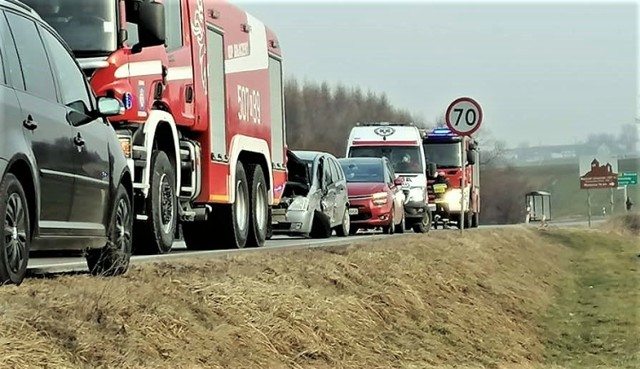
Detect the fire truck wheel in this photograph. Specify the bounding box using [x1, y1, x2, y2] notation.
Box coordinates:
[471, 212, 479, 228]
[246, 164, 268, 248]
[223, 161, 251, 249]
[266, 207, 273, 240]
[463, 211, 472, 228]
[135, 150, 176, 255]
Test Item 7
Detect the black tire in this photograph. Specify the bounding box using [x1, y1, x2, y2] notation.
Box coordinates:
[266, 207, 273, 240]
[135, 150, 176, 254]
[471, 212, 479, 228]
[0, 174, 30, 286]
[463, 211, 472, 229]
[383, 210, 395, 235]
[335, 206, 350, 237]
[310, 211, 332, 239]
[412, 212, 431, 233]
[395, 211, 406, 233]
[222, 161, 251, 248]
[246, 164, 269, 248]
[86, 183, 133, 277]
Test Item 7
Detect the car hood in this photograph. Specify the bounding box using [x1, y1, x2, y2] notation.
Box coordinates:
[346, 182, 387, 197]
[286, 150, 310, 186]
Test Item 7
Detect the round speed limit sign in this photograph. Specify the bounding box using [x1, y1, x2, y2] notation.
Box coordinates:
[445, 97, 483, 136]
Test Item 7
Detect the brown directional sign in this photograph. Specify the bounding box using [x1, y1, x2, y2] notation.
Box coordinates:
[579, 155, 618, 189]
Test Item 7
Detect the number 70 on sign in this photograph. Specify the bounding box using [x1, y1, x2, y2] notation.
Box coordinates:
[445, 97, 483, 136]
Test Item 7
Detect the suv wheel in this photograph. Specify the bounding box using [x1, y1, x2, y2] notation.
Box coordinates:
[86, 183, 133, 276]
[0, 174, 30, 285]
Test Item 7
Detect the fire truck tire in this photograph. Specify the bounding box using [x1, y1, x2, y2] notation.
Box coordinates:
[246, 164, 269, 248]
[471, 212, 479, 228]
[463, 211, 472, 228]
[134, 151, 176, 255]
[220, 161, 251, 249]
[266, 207, 273, 240]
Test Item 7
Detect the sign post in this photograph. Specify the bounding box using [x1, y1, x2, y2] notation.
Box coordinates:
[445, 97, 483, 235]
[618, 172, 637, 213]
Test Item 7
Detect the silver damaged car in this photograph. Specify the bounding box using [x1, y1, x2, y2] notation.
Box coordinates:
[270, 150, 351, 238]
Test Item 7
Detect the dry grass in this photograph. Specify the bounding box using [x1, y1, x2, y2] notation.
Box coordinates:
[0, 227, 604, 369]
[601, 212, 640, 237]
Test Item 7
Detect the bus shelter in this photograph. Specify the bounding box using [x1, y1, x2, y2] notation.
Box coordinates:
[525, 191, 551, 222]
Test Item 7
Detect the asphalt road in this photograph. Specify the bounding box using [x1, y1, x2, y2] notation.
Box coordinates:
[26, 218, 605, 276]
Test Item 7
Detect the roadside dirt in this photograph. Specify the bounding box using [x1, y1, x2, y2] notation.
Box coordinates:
[0, 225, 622, 369]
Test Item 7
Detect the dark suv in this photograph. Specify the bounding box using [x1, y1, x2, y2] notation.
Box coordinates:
[0, 0, 133, 285]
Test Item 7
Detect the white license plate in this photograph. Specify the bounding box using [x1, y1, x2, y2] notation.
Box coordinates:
[348, 208, 359, 215]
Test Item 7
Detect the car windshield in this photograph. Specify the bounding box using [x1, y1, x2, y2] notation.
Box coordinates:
[23, 0, 118, 57]
[339, 160, 384, 183]
[423, 142, 462, 168]
[348, 146, 423, 174]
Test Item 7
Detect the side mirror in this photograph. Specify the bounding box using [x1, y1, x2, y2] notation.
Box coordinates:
[66, 100, 93, 126]
[96, 96, 123, 116]
[467, 150, 477, 165]
[393, 178, 404, 186]
[427, 162, 438, 178]
[136, 1, 166, 49]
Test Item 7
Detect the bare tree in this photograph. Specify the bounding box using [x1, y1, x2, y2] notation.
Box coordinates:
[474, 129, 508, 167]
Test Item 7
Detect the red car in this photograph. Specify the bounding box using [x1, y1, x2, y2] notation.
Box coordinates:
[338, 157, 406, 235]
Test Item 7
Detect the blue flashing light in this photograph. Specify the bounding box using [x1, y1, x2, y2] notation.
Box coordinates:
[432, 127, 451, 134]
[427, 127, 455, 137]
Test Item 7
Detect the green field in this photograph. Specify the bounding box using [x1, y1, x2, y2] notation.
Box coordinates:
[539, 225, 640, 369]
[510, 158, 640, 219]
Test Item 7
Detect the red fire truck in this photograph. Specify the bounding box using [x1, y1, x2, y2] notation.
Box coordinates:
[423, 127, 480, 228]
[24, 0, 287, 252]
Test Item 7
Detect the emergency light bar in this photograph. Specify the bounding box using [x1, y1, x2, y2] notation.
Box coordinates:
[431, 128, 452, 135]
[426, 127, 456, 137]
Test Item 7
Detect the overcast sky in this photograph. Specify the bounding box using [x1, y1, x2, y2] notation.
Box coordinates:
[231, 0, 638, 147]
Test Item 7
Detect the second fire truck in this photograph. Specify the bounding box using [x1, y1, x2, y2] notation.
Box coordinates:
[24, 0, 288, 252]
[423, 127, 480, 228]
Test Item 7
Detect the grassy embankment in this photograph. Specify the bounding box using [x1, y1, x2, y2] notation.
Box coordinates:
[0, 215, 638, 369]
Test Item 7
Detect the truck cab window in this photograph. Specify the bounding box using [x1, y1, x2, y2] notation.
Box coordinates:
[21, 0, 118, 56]
[40, 26, 93, 112]
[164, 0, 183, 51]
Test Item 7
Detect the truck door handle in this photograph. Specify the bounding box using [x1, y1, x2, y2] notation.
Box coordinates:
[23, 115, 38, 130]
[73, 133, 85, 146]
